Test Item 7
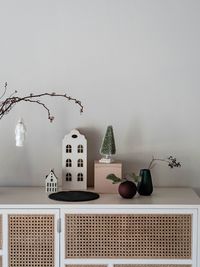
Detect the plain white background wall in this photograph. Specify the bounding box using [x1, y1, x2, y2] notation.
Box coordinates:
[0, 0, 200, 195]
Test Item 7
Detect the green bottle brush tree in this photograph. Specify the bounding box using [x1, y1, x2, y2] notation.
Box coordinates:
[99, 125, 116, 163]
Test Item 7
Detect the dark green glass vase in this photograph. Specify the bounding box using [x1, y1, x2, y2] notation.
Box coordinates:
[137, 169, 153, 196]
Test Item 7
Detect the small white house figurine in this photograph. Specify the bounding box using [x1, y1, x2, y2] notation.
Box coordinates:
[45, 169, 58, 193]
[62, 129, 87, 190]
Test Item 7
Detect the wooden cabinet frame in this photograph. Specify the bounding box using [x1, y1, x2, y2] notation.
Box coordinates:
[0, 188, 198, 267]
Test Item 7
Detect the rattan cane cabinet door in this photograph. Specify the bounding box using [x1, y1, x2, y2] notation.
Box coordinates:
[65, 265, 107, 267]
[66, 266, 191, 267]
[65, 213, 192, 259]
[114, 265, 192, 267]
[8, 213, 56, 267]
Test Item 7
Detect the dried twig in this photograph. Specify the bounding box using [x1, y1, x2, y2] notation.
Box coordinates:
[0, 82, 83, 122]
[148, 156, 181, 169]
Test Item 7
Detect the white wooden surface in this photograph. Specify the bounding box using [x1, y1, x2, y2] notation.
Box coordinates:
[0, 187, 198, 207]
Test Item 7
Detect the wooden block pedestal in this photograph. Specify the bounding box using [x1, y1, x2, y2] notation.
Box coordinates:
[94, 160, 122, 193]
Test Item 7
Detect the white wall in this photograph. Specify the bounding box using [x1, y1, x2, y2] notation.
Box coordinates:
[0, 0, 200, 195]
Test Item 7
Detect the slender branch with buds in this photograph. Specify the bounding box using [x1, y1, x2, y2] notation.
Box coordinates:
[0, 82, 83, 122]
[148, 156, 181, 169]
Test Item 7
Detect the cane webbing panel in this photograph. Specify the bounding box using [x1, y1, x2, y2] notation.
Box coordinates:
[9, 214, 55, 267]
[114, 265, 191, 267]
[66, 265, 106, 267]
[65, 214, 192, 259]
[66, 266, 191, 267]
[0, 215, 2, 249]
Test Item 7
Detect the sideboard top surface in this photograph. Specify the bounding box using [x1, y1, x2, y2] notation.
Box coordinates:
[0, 187, 199, 207]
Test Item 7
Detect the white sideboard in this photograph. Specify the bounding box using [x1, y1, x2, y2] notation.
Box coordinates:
[0, 187, 199, 267]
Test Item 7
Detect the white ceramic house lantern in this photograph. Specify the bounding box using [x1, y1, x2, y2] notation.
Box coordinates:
[45, 169, 58, 193]
[62, 129, 87, 190]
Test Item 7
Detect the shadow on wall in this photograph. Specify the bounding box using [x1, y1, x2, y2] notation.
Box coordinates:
[78, 127, 101, 188]
[121, 158, 142, 177]
[193, 188, 200, 197]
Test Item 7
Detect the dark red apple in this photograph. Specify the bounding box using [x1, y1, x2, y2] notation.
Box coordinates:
[118, 181, 137, 199]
